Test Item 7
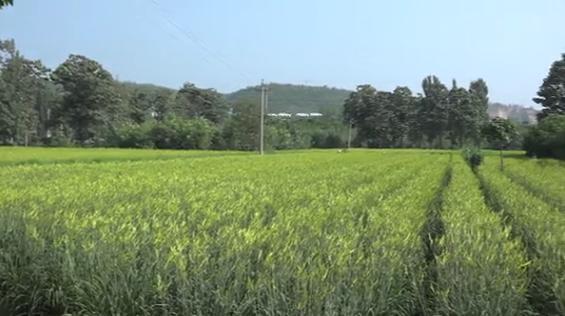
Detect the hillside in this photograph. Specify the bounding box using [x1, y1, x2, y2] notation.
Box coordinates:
[119, 82, 539, 124]
[225, 83, 350, 114]
[227, 84, 538, 123]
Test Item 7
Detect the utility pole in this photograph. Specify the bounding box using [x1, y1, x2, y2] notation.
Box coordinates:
[347, 120, 353, 150]
[259, 80, 265, 155]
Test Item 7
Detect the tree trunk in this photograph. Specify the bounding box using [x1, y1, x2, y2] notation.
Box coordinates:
[499, 147, 504, 171]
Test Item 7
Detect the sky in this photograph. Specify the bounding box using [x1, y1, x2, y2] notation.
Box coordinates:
[1, 0, 564, 107]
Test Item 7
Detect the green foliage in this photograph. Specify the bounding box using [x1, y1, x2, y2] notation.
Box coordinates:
[503, 157, 565, 211]
[221, 102, 260, 151]
[448, 81, 480, 146]
[419, 76, 450, 147]
[175, 82, 229, 124]
[0, 147, 244, 166]
[344, 76, 490, 149]
[481, 117, 518, 149]
[0, 150, 449, 314]
[52, 54, 121, 145]
[524, 114, 565, 159]
[0, 0, 13, 8]
[436, 158, 528, 314]
[343, 85, 407, 147]
[111, 117, 218, 150]
[226, 83, 350, 114]
[311, 131, 344, 148]
[462, 147, 483, 170]
[534, 54, 565, 120]
[0, 150, 563, 314]
[479, 157, 565, 314]
[0, 39, 53, 145]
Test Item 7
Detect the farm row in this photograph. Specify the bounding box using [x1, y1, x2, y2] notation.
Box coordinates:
[0, 149, 563, 315]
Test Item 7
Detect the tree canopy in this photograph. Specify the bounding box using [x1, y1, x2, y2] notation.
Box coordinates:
[534, 54, 565, 120]
[0, 0, 13, 9]
[343, 76, 490, 148]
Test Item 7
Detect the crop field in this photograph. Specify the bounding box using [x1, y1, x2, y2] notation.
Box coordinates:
[0, 148, 563, 315]
[0, 147, 246, 166]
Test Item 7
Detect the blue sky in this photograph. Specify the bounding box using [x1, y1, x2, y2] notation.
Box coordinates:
[1, 0, 564, 107]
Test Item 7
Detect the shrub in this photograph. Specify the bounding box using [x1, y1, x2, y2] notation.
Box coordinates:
[462, 147, 483, 170]
[524, 115, 565, 159]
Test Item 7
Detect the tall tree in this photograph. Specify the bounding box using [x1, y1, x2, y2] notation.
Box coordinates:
[222, 102, 260, 150]
[390, 86, 414, 147]
[447, 80, 475, 147]
[469, 79, 490, 145]
[52, 54, 120, 144]
[153, 90, 174, 122]
[534, 54, 565, 120]
[482, 117, 517, 170]
[174, 83, 228, 124]
[0, 39, 47, 145]
[343, 85, 378, 146]
[418, 75, 449, 147]
[129, 90, 152, 124]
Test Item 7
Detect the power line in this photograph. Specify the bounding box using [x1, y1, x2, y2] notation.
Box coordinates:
[145, 0, 254, 83]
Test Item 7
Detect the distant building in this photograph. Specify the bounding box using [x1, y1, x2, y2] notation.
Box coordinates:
[267, 112, 323, 118]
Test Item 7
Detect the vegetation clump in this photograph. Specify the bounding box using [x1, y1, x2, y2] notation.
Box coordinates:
[462, 147, 483, 171]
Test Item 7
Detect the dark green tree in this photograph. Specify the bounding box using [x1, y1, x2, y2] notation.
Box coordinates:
[447, 80, 475, 147]
[534, 54, 565, 120]
[0, 39, 49, 145]
[390, 86, 414, 147]
[0, 0, 13, 8]
[343, 85, 384, 147]
[524, 114, 565, 159]
[222, 102, 260, 151]
[52, 54, 121, 144]
[418, 76, 449, 147]
[153, 90, 174, 122]
[129, 90, 152, 124]
[469, 78, 490, 131]
[174, 83, 228, 124]
[482, 117, 517, 170]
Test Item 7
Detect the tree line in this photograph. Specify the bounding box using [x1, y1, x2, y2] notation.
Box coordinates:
[0, 39, 347, 150]
[343, 76, 494, 148]
[1, 36, 564, 157]
[525, 53, 565, 159]
[342, 52, 565, 159]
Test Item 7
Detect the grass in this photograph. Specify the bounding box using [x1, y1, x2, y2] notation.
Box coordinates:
[0, 146, 247, 166]
[0, 148, 562, 315]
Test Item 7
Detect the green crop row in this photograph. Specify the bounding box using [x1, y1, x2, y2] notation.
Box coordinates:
[0, 146, 247, 166]
[480, 158, 565, 314]
[0, 151, 446, 315]
[436, 158, 529, 315]
[0, 149, 562, 315]
[502, 157, 565, 212]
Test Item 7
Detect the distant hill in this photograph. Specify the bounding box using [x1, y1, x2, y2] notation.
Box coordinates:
[225, 83, 351, 114]
[227, 84, 539, 124]
[122, 82, 538, 124]
[488, 103, 538, 124]
[118, 81, 175, 95]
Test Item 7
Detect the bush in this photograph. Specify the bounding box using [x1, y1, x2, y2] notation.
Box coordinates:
[114, 123, 154, 148]
[311, 132, 344, 148]
[462, 147, 483, 170]
[524, 115, 565, 159]
[111, 117, 218, 150]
